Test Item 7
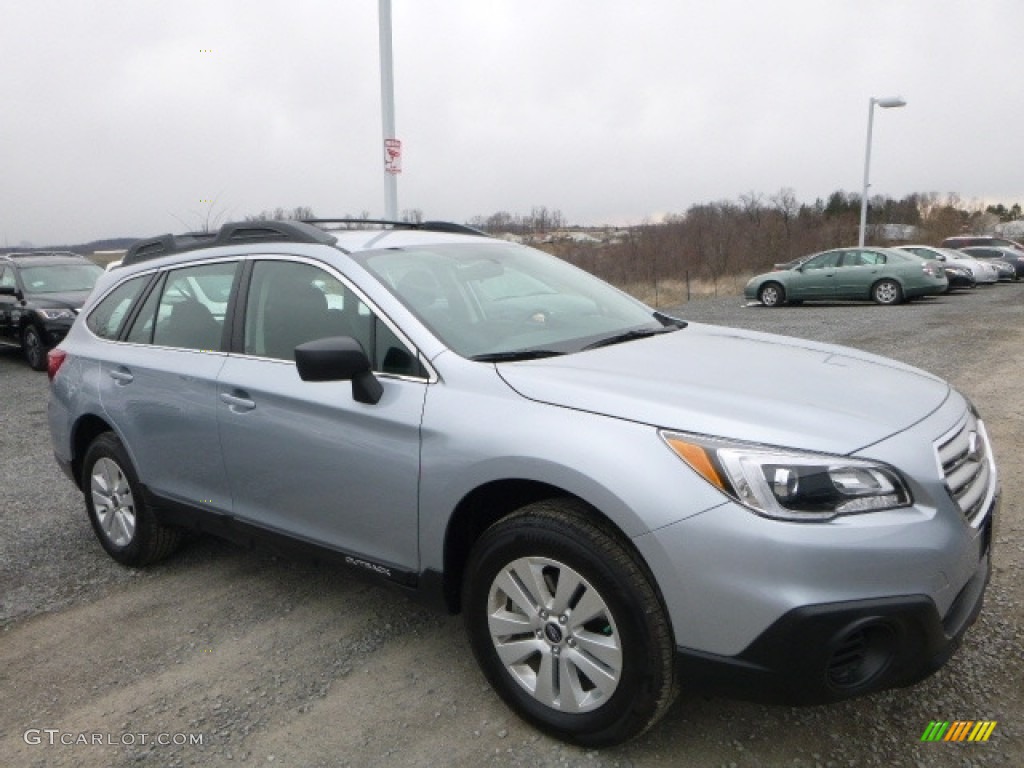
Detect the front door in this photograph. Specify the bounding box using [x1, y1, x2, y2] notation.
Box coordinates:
[216, 258, 427, 571]
[789, 250, 842, 299]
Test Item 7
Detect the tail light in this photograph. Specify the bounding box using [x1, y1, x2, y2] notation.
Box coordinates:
[47, 348, 68, 381]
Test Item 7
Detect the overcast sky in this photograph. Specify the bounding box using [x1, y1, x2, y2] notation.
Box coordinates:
[2, 1, 1022, 246]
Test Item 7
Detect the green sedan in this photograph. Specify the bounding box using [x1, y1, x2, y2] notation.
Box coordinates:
[745, 247, 948, 307]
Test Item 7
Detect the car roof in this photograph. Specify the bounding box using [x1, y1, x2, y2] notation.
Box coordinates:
[1, 252, 91, 267]
[960, 245, 1017, 253]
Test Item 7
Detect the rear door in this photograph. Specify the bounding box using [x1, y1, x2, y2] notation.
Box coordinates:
[835, 249, 886, 297]
[216, 257, 427, 572]
[98, 260, 239, 512]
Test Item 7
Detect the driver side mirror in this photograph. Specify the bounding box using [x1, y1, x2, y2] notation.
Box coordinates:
[0, 285, 17, 296]
[294, 336, 383, 405]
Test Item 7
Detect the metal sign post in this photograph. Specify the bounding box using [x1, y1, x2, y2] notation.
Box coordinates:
[379, 0, 399, 220]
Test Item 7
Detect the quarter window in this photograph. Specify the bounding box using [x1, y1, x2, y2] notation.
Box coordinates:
[86, 275, 151, 340]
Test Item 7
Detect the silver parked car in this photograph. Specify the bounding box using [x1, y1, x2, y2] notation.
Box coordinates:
[48, 220, 999, 746]
[897, 245, 1000, 285]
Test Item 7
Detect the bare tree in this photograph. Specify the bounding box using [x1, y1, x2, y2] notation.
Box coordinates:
[172, 196, 230, 233]
[244, 206, 316, 222]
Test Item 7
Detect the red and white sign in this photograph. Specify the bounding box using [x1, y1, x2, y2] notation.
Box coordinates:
[384, 139, 402, 174]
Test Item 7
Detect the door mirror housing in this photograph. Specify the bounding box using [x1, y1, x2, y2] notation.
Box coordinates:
[0, 285, 17, 296]
[295, 336, 383, 405]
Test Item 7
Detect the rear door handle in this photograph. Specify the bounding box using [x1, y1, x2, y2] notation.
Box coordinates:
[220, 391, 256, 412]
[109, 368, 134, 384]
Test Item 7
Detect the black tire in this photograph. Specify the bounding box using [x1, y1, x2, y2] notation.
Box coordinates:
[872, 279, 903, 305]
[22, 325, 48, 371]
[758, 282, 786, 307]
[82, 432, 182, 566]
[462, 499, 676, 747]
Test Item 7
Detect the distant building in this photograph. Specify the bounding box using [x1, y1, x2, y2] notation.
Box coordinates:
[995, 220, 1024, 238]
[878, 223, 919, 242]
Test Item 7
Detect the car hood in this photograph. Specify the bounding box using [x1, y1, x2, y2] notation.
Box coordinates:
[495, 323, 951, 455]
[27, 290, 93, 309]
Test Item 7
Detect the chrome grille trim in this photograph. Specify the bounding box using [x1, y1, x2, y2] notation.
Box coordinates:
[936, 413, 997, 526]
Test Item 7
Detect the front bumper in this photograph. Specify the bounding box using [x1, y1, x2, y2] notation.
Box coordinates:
[674, 507, 993, 704]
[39, 318, 74, 347]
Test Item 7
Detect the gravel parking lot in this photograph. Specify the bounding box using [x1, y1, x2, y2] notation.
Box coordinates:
[1, 286, 1021, 767]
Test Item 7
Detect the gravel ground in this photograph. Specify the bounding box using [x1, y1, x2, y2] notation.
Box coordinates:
[0, 286, 1021, 767]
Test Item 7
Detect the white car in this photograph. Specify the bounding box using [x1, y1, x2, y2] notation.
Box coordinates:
[898, 245, 999, 285]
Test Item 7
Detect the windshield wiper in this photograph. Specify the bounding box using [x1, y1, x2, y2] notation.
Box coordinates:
[470, 349, 566, 363]
[581, 326, 678, 351]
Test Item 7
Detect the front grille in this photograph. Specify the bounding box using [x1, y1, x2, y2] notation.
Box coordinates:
[936, 413, 995, 525]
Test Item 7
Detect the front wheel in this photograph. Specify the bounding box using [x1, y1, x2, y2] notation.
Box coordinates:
[462, 500, 676, 747]
[22, 325, 48, 371]
[872, 279, 903, 305]
[82, 433, 182, 566]
[758, 282, 786, 307]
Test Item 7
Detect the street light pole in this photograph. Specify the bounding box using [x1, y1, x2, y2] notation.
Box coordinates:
[858, 95, 906, 247]
[379, 0, 399, 220]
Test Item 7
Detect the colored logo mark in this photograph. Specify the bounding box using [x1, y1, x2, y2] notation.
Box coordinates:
[920, 721, 997, 742]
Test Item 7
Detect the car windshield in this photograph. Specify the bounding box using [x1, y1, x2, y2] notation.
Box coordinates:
[353, 241, 670, 359]
[20, 263, 103, 293]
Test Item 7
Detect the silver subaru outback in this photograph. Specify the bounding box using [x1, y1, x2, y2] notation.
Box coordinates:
[47, 220, 998, 746]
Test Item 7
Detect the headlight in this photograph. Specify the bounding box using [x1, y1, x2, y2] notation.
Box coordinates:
[34, 308, 75, 320]
[661, 431, 911, 522]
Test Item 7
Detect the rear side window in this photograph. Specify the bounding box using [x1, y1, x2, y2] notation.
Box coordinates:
[86, 276, 151, 340]
[125, 262, 237, 351]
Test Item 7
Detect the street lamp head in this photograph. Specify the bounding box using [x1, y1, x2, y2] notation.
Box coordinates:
[873, 96, 907, 109]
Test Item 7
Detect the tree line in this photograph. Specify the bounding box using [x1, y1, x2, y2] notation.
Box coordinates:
[470, 190, 1022, 295]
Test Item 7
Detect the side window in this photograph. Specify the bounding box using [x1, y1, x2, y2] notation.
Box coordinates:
[86, 275, 151, 340]
[804, 251, 841, 270]
[149, 262, 236, 351]
[0, 266, 16, 290]
[244, 260, 422, 376]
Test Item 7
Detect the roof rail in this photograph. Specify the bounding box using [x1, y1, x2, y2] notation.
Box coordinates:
[303, 218, 490, 237]
[122, 220, 339, 266]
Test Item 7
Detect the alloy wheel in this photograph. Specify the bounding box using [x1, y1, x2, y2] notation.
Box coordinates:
[90, 457, 137, 547]
[486, 556, 622, 713]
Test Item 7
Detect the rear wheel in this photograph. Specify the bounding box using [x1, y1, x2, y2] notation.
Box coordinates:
[82, 433, 182, 566]
[872, 279, 903, 305]
[758, 282, 786, 307]
[462, 499, 676, 747]
[22, 325, 47, 371]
